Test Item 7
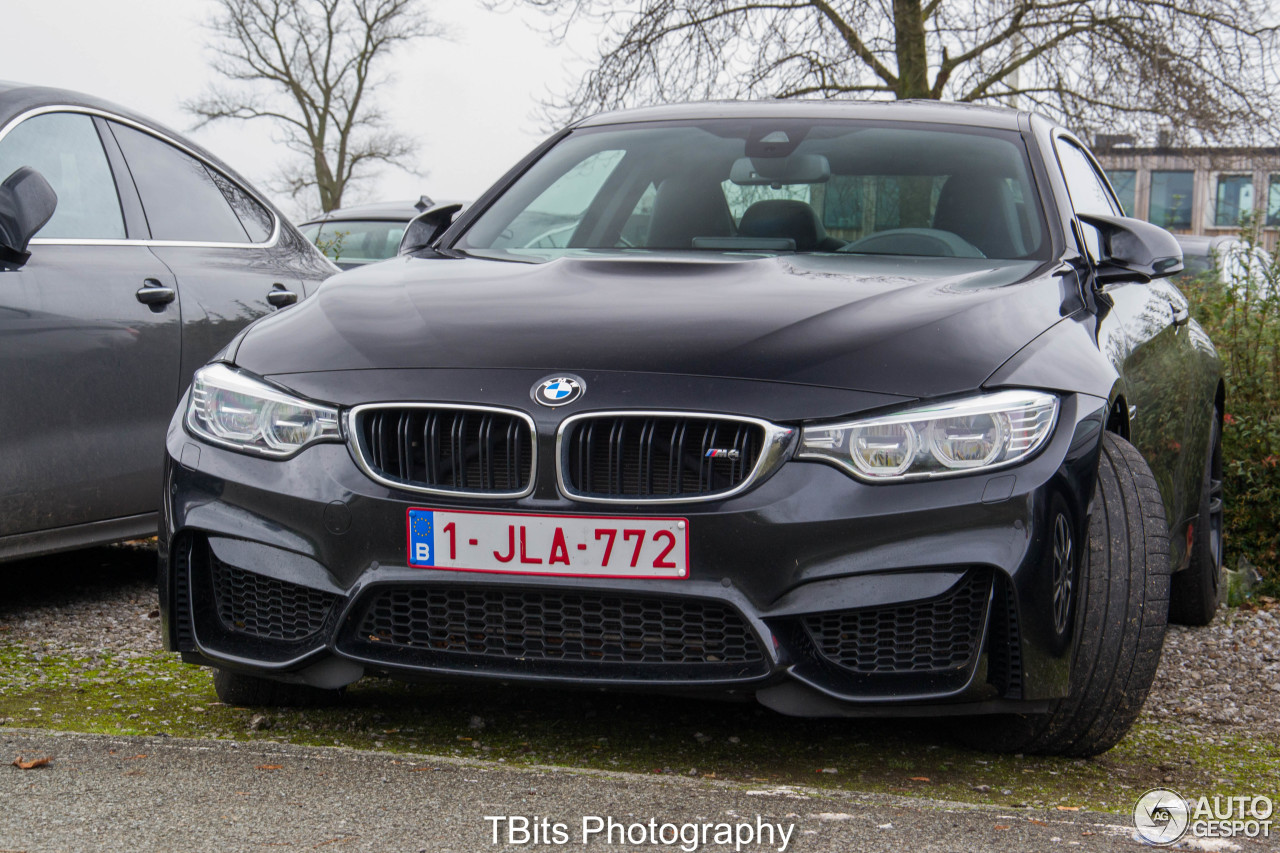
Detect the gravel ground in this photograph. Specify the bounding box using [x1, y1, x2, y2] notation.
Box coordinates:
[1145, 604, 1280, 733]
[0, 542, 161, 654]
[1, 542, 1277, 738]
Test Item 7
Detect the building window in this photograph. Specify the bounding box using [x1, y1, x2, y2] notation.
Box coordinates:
[1214, 174, 1254, 227]
[1106, 170, 1137, 216]
[1267, 174, 1280, 227]
[1149, 171, 1194, 229]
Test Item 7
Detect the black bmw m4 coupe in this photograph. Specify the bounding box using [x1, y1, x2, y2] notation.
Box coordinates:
[160, 101, 1224, 756]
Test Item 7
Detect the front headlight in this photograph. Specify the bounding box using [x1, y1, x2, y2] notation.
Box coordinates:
[798, 390, 1058, 482]
[186, 363, 341, 457]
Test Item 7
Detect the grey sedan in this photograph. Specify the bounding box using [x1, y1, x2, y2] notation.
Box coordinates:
[0, 83, 336, 562]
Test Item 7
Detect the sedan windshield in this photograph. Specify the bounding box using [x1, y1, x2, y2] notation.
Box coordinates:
[455, 119, 1048, 262]
[301, 219, 408, 264]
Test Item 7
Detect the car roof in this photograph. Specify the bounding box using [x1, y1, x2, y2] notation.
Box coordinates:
[573, 99, 1030, 131]
[300, 200, 425, 225]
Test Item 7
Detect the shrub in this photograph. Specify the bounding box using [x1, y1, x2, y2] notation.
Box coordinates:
[1178, 223, 1280, 596]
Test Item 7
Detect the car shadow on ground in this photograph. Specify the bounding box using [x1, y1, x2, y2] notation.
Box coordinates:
[0, 541, 157, 617]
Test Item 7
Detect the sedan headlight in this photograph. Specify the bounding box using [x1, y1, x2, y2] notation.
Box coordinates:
[186, 363, 341, 457]
[798, 390, 1059, 482]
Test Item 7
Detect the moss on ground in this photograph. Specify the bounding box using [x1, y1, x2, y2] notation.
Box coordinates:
[1, 643, 1275, 814]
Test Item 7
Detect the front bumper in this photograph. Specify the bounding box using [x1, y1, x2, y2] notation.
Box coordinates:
[159, 371, 1108, 717]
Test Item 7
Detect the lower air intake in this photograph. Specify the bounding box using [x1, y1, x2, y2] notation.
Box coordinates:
[802, 570, 992, 674]
[210, 554, 338, 643]
[349, 587, 766, 670]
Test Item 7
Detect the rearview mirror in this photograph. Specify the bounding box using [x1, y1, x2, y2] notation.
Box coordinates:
[0, 167, 57, 270]
[730, 154, 831, 186]
[1077, 213, 1183, 284]
[399, 202, 464, 255]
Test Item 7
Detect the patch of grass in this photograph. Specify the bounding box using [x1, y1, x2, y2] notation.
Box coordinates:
[2, 643, 1275, 814]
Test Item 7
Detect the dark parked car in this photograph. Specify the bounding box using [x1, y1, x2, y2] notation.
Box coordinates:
[160, 101, 1224, 756]
[0, 83, 335, 562]
[299, 198, 446, 269]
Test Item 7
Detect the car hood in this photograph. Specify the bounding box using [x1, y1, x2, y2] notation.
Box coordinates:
[234, 252, 1069, 399]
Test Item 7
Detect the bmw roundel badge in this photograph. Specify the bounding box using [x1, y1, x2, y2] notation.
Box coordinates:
[532, 375, 584, 407]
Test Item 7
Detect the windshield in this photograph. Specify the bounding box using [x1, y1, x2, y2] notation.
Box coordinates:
[455, 119, 1048, 262]
[301, 219, 408, 264]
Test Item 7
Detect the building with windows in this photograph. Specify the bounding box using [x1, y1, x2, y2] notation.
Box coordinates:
[1094, 141, 1280, 249]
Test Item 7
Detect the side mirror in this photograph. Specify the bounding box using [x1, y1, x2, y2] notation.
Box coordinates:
[1077, 213, 1183, 284]
[0, 167, 57, 270]
[399, 203, 463, 256]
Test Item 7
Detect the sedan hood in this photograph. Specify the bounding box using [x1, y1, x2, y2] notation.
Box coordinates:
[235, 252, 1068, 399]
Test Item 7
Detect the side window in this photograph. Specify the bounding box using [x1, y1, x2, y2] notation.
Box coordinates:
[1055, 139, 1118, 260]
[0, 112, 125, 239]
[108, 122, 252, 243]
[208, 170, 274, 242]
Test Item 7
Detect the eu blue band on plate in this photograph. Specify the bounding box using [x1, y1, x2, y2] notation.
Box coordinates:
[408, 509, 435, 566]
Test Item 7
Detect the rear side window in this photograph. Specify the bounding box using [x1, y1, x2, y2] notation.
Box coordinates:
[0, 112, 125, 239]
[208, 170, 274, 242]
[109, 122, 253, 243]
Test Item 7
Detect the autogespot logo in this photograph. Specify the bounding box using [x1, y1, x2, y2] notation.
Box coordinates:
[1134, 788, 1190, 845]
[532, 375, 584, 407]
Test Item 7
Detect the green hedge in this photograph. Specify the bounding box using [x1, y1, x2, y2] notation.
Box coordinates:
[1178, 225, 1280, 597]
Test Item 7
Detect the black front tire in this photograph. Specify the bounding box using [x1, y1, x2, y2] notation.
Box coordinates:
[1170, 409, 1225, 626]
[212, 667, 341, 708]
[955, 432, 1170, 757]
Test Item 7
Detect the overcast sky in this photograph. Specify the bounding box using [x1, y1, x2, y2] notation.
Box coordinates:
[2, 0, 590, 220]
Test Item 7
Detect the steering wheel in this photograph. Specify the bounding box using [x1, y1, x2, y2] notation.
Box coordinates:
[838, 228, 986, 258]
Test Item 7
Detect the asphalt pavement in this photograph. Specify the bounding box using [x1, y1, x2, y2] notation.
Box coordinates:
[0, 729, 1158, 853]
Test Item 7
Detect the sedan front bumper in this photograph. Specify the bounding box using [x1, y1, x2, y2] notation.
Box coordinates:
[159, 371, 1108, 718]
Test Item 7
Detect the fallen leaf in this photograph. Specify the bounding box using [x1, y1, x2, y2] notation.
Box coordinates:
[256, 764, 283, 770]
[1029, 819, 1049, 826]
[12, 755, 50, 770]
[994, 825, 1011, 830]
[124, 754, 147, 761]
[909, 776, 931, 782]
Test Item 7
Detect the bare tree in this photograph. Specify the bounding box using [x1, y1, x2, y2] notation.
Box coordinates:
[503, 0, 1280, 144]
[188, 0, 439, 212]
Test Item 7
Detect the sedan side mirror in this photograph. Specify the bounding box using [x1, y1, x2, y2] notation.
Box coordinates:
[0, 167, 58, 270]
[1077, 213, 1183, 284]
[399, 202, 464, 255]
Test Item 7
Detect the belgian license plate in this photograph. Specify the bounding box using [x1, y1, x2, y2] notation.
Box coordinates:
[406, 508, 689, 579]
